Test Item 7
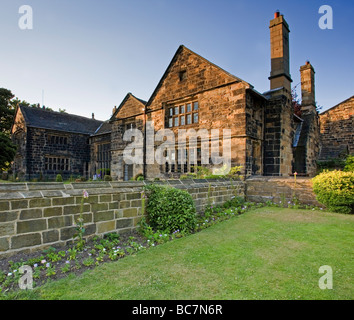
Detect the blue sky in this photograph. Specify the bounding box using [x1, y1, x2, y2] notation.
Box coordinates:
[0, 0, 353, 120]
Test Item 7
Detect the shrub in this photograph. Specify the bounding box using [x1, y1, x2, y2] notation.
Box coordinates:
[56, 174, 63, 182]
[133, 173, 144, 181]
[344, 155, 354, 172]
[312, 170, 354, 214]
[104, 175, 112, 181]
[144, 184, 197, 233]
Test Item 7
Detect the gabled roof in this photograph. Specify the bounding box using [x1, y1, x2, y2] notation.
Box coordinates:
[18, 105, 103, 135]
[320, 95, 354, 115]
[145, 45, 253, 108]
[110, 92, 146, 120]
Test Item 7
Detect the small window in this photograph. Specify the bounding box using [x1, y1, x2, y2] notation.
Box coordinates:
[179, 70, 186, 81]
[174, 117, 179, 127]
[168, 118, 173, 128]
[169, 108, 173, 117]
[180, 105, 185, 114]
[193, 113, 199, 123]
[187, 114, 192, 125]
[187, 103, 192, 113]
[193, 102, 199, 111]
[174, 106, 179, 115]
[180, 115, 185, 126]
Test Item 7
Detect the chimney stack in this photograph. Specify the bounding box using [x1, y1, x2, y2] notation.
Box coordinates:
[269, 11, 292, 94]
[300, 61, 316, 110]
[92, 113, 95, 119]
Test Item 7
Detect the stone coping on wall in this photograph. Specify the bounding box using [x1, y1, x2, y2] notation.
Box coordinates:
[0, 178, 242, 200]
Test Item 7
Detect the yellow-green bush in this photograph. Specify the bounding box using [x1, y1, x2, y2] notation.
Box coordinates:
[344, 154, 354, 172]
[312, 170, 354, 214]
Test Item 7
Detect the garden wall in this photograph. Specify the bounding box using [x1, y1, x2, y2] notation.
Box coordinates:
[246, 176, 321, 207]
[0, 179, 244, 257]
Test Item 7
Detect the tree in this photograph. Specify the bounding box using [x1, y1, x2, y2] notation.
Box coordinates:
[0, 132, 17, 171]
[0, 88, 16, 134]
[0, 88, 19, 171]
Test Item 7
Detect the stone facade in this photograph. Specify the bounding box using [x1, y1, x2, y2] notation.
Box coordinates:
[11, 106, 103, 181]
[144, 44, 263, 178]
[0, 179, 244, 257]
[110, 93, 146, 181]
[11, 12, 329, 181]
[292, 62, 320, 176]
[319, 96, 354, 159]
[89, 121, 112, 178]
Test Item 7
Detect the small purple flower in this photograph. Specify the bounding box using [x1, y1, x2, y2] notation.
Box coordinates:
[46, 263, 50, 268]
[33, 263, 38, 268]
[83, 190, 89, 199]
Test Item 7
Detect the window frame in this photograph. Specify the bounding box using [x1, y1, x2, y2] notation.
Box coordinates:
[166, 100, 199, 128]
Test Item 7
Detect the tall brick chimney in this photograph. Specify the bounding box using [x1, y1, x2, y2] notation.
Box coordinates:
[295, 61, 320, 176]
[269, 11, 292, 94]
[300, 61, 316, 112]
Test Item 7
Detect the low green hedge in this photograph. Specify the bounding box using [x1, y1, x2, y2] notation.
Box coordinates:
[312, 170, 354, 214]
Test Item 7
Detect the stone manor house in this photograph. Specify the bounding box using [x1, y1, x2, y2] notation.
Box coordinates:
[10, 12, 353, 181]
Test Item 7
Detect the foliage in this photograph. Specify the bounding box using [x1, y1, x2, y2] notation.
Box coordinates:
[312, 170, 354, 214]
[316, 158, 345, 172]
[344, 154, 354, 172]
[144, 184, 197, 233]
[104, 175, 112, 181]
[55, 174, 63, 182]
[0, 132, 17, 171]
[181, 165, 243, 180]
[133, 173, 144, 181]
[0, 88, 16, 134]
[73, 190, 89, 250]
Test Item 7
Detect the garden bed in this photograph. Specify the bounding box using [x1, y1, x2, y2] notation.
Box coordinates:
[0, 230, 148, 293]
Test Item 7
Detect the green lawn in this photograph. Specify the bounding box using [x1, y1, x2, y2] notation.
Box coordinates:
[7, 207, 354, 300]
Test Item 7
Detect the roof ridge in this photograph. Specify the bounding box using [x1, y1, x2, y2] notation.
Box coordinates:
[19, 104, 103, 122]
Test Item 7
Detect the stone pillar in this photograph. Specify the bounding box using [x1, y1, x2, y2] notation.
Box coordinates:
[299, 61, 320, 176]
[264, 12, 294, 176]
[268, 11, 292, 95]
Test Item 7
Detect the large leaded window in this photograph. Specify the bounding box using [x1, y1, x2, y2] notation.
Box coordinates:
[44, 156, 70, 171]
[166, 101, 199, 128]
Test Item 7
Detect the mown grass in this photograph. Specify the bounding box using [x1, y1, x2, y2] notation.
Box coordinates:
[4, 207, 353, 300]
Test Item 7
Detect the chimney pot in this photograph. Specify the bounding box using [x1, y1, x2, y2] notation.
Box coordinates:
[92, 113, 95, 119]
[274, 11, 280, 18]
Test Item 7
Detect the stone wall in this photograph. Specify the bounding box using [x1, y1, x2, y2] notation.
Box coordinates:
[263, 89, 294, 176]
[246, 176, 321, 206]
[319, 96, 354, 159]
[0, 179, 244, 257]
